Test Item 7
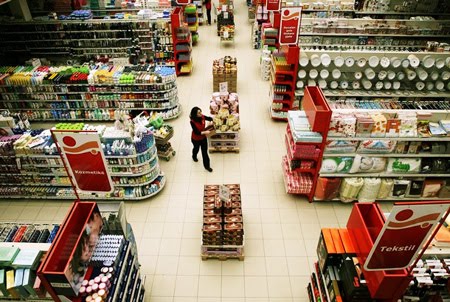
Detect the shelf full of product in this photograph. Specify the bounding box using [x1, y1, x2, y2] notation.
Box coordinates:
[212, 56, 237, 92]
[316, 108, 450, 203]
[0, 122, 166, 200]
[270, 46, 300, 121]
[0, 18, 175, 65]
[184, 4, 200, 44]
[209, 91, 240, 152]
[299, 17, 450, 49]
[202, 184, 244, 261]
[0, 64, 181, 121]
[171, 7, 194, 76]
[295, 50, 450, 95]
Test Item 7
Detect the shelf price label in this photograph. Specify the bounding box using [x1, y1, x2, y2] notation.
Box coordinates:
[279, 7, 302, 45]
[219, 81, 228, 93]
[364, 202, 449, 271]
[52, 130, 114, 194]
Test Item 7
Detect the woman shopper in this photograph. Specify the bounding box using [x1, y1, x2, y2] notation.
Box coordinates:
[190, 107, 214, 172]
[204, 0, 212, 25]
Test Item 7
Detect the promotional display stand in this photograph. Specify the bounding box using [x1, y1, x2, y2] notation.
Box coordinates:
[308, 201, 450, 302]
[269, 45, 300, 121]
[201, 184, 244, 261]
[212, 56, 237, 93]
[171, 7, 194, 75]
[282, 86, 332, 201]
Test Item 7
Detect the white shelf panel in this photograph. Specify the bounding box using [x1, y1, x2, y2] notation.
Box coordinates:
[326, 136, 450, 142]
[295, 90, 450, 98]
[323, 153, 450, 158]
[320, 173, 450, 177]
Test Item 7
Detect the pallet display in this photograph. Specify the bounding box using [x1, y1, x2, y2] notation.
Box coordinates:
[212, 56, 237, 92]
[209, 91, 240, 152]
[0, 18, 174, 65]
[216, 5, 235, 42]
[0, 122, 166, 201]
[0, 64, 181, 122]
[194, 0, 205, 25]
[201, 184, 244, 261]
[282, 86, 332, 201]
[171, 7, 194, 76]
[270, 45, 299, 121]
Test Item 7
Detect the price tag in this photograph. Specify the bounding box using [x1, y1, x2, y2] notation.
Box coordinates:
[219, 81, 228, 93]
[223, 31, 229, 38]
[219, 185, 230, 201]
[223, 11, 229, 19]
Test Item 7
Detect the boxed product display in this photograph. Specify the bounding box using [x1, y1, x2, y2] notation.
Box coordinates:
[212, 56, 237, 92]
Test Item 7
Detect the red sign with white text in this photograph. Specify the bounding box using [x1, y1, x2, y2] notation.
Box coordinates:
[364, 203, 448, 271]
[267, 0, 280, 11]
[279, 7, 302, 45]
[176, 0, 190, 5]
[53, 131, 113, 193]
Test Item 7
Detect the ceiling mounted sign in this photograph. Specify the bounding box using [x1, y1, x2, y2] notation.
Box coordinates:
[279, 7, 302, 45]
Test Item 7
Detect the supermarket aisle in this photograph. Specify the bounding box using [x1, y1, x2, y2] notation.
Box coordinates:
[0, 3, 393, 301]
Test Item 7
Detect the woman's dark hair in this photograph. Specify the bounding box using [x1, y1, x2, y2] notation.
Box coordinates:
[190, 107, 202, 121]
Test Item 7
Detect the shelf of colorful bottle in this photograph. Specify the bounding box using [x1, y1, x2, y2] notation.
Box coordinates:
[271, 61, 295, 76]
[0, 182, 71, 187]
[269, 105, 288, 121]
[0, 87, 177, 95]
[294, 89, 450, 99]
[110, 162, 158, 177]
[0, 175, 166, 200]
[270, 88, 293, 96]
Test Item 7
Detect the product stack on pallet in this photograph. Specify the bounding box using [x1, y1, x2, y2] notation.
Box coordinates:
[212, 56, 237, 92]
[216, 5, 235, 42]
[201, 184, 244, 261]
[209, 91, 240, 152]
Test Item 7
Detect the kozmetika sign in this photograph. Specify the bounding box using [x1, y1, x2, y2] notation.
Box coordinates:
[53, 131, 114, 193]
[364, 203, 448, 271]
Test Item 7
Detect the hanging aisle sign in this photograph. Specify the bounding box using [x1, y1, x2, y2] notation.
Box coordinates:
[176, 0, 191, 5]
[364, 203, 448, 271]
[267, 0, 281, 11]
[52, 131, 114, 193]
[279, 7, 302, 45]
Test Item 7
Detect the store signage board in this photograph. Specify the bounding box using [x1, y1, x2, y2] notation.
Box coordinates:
[364, 203, 448, 271]
[279, 7, 302, 45]
[219, 185, 230, 201]
[266, 0, 281, 11]
[52, 130, 114, 193]
[176, 0, 190, 5]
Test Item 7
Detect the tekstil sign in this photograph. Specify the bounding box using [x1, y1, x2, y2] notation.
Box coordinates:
[53, 131, 114, 193]
[266, 0, 281, 12]
[364, 203, 448, 271]
[279, 7, 302, 45]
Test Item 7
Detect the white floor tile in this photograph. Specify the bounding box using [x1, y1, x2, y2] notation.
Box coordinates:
[267, 277, 292, 298]
[177, 256, 201, 276]
[264, 240, 286, 257]
[155, 256, 179, 275]
[143, 222, 164, 238]
[174, 275, 199, 297]
[151, 275, 176, 297]
[262, 223, 283, 240]
[245, 276, 269, 298]
[163, 222, 184, 238]
[221, 260, 244, 276]
[159, 238, 181, 256]
[222, 276, 245, 297]
[265, 257, 289, 276]
[245, 239, 265, 257]
[199, 259, 222, 276]
[198, 275, 221, 297]
[286, 257, 310, 276]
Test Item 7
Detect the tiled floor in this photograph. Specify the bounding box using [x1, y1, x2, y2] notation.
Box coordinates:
[0, 2, 396, 301]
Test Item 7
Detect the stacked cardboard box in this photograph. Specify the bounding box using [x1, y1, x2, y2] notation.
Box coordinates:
[212, 56, 238, 92]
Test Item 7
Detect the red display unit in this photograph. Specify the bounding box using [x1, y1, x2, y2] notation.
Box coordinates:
[269, 45, 299, 121]
[37, 202, 102, 301]
[347, 203, 412, 301]
[171, 7, 193, 76]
